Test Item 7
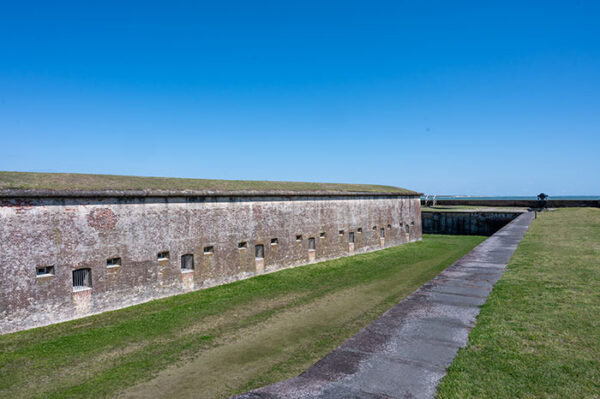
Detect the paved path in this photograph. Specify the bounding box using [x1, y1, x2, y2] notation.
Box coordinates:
[233, 212, 534, 399]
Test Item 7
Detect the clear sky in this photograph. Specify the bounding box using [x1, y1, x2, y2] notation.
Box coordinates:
[1, 1, 598, 195]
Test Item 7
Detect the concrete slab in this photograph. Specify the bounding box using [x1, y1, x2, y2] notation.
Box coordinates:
[425, 283, 491, 298]
[429, 276, 495, 290]
[232, 212, 534, 399]
[383, 335, 463, 368]
[341, 356, 446, 399]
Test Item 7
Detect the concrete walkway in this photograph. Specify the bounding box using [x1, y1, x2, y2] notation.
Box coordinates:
[233, 212, 534, 399]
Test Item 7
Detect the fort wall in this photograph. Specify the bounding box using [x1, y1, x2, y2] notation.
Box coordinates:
[421, 199, 599, 208]
[0, 193, 421, 334]
[422, 211, 522, 236]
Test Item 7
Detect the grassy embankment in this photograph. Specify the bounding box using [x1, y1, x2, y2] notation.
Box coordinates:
[437, 208, 600, 398]
[0, 235, 483, 399]
[0, 171, 416, 194]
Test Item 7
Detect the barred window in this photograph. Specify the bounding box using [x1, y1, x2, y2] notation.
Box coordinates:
[349, 232, 355, 243]
[380, 228, 385, 238]
[181, 254, 194, 270]
[255, 244, 264, 259]
[73, 268, 92, 289]
[308, 237, 316, 250]
[405, 224, 410, 233]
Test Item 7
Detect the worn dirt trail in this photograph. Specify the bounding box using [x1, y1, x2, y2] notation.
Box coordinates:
[117, 271, 412, 399]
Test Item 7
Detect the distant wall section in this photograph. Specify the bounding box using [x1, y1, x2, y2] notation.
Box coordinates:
[422, 211, 523, 236]
[422, 199, 599, 208]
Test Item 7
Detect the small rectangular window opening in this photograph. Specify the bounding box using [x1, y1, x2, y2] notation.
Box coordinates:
[255, 244, 264, 259]
[405, 224, 410, 233]
[372, 226, 377, 231]
[73, 268, 92, 289]
[387, 224, 392, 229]
[357, 228, 363, 234]
[338, 230, 344, 236]
[349, 232, 355, 243]
[106, 257, 121, 267]
[181, 254, 194, 270]
[203, 246, 214, 255]
[296, 235, 303, 242]
[320, 232, 326, 238]
[380, 228, 386, 238]
[36, 265, 55, 276]
[271, 238, 279, 245]
[238, 241, 248, 249]
[308, 237, 316, 250]
[157, 251, 170, 260]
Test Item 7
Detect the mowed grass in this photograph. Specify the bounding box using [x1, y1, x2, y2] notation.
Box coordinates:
[0, 171, 416, 194]
[0, 235, 483, 399]
[437, 208, 600, 398]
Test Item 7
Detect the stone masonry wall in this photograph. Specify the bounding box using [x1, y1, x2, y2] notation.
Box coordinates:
[0, 194, 421, 334]
[422, 211, 522, 236]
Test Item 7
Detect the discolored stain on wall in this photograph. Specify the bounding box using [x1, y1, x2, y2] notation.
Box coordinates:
[87, 208, 118, 231]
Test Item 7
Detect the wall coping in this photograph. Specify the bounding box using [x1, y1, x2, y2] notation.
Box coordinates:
[0, 189, 423, 199]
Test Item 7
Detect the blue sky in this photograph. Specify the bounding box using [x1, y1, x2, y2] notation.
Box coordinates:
[1, 1, 598, 195]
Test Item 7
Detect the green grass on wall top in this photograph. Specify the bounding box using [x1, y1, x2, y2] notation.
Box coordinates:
[0, 171, 418, 194]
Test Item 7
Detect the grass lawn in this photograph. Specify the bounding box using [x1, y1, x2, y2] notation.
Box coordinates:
[437, 208, 600, 398]
[0, 171, 416, 194]
[0, 234, 483, 399]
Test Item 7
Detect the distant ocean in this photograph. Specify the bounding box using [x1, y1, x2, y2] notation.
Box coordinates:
[420, 195, 600, 200]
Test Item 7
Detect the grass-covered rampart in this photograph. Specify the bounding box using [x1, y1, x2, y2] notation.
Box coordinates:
[0, 171, 416, 194]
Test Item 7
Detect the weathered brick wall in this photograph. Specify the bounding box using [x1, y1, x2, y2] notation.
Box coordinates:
[0, 194, 422, 334]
